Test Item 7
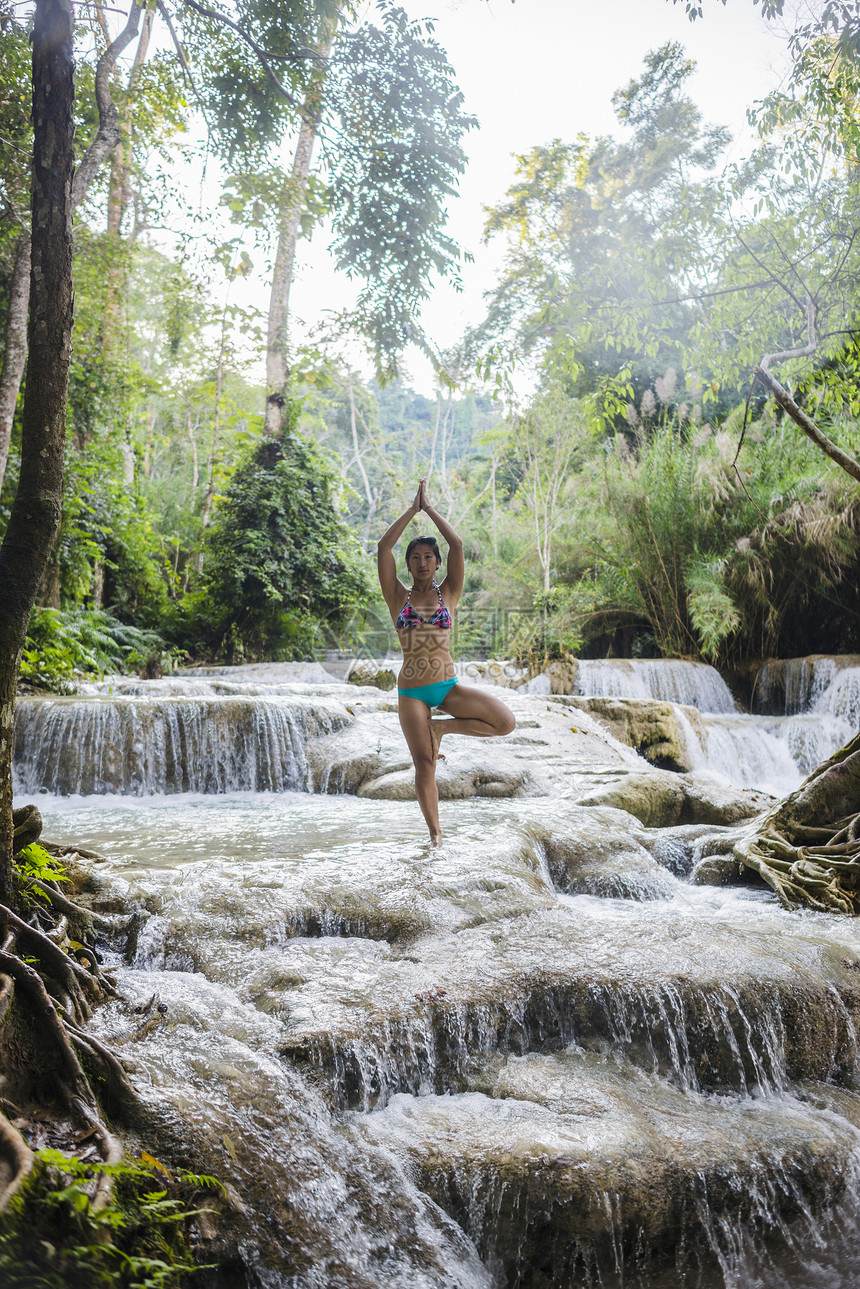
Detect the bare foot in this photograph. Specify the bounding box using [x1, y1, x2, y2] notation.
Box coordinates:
[430, 720, 446, 762]
[430, 830, 443, 847]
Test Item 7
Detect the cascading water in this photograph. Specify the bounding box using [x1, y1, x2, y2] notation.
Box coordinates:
[565, 658, 810, 795]
[13, 689, 352, 795]
[574, 658, 738, 713]
[15, 659, 860, 1286]
[752, 656, 860, 775]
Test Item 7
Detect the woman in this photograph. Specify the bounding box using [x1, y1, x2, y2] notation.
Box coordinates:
[377, 480, 516, 845]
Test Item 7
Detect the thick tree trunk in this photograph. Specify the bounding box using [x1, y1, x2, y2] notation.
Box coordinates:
[264, 17, 336, 437]
[0, 0, 75, 902]
[0, 239, 31, 494]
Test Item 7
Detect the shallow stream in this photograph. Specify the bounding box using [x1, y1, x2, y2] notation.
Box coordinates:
[13, 656, 860, 1286]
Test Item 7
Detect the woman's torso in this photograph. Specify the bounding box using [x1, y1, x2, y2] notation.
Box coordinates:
[393, 583, 455, 689]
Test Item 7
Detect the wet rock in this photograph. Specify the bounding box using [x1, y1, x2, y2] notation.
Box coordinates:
[308, 713, 538, 799]
[638, 822, 736, 876]
[361, 754, 535, 801]
[523, 808, 677, 900]
[567, 696, 704, 771]
[677, 772, 773, 824]
[578, 770, 771, 828]
[278, 902, 860, 1109]
[577, 772, 686, 826]
[691, 855, 747, 886]
[691, 848, 774, 888]
[362, 1050, 860, 1287]
[90, 972, 490, 1289]
[346, 662, 397, 691]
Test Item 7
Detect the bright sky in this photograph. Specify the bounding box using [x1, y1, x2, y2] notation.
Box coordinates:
[277, 0, 788, 393]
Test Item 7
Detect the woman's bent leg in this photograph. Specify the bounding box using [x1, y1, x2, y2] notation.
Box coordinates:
[433, 683, 516, 751]
[398, 694, 443, 844]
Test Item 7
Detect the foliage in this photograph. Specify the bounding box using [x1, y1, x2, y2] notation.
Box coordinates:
[0, 1, 32, 236]
[20, 609, 172, 693]
[13, 843, 69, 895]
[13, 842, 69, 909]
[194, 404, 369, 660]
[479, 43, 728, 414]
[0, 1148, 218, 1289]
[324, 8, 476, 378]
[187, 0, 475, 380]
[522, 406, 860, 666]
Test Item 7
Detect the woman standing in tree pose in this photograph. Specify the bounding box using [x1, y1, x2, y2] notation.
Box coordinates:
[378, 480, 516, 845]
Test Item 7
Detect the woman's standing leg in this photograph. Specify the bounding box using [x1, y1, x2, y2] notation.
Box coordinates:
[398, 694, 443, 844]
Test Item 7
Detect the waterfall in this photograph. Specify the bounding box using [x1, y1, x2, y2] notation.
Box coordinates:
[752, 657, 860, 774]
[13, 694, 351, 795]
[754, 656, 842, 715]
[574, 659, 737, 713]
[565, 658, 799, 792]
[28, 666, 860, 1287]
[699, 715, 805, 798]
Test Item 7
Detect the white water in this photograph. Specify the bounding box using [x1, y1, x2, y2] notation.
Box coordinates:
[13, 693, 350, 795]
[573, 659, 738, 713]
[564, 656, 860, 795]
[13, 657, 860, 1286]
[37, 788, 860, 1287]
[752, 657, 860, 775]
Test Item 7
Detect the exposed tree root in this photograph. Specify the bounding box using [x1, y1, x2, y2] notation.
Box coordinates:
[734, 733, 860, 913]
[0, 807, 145, 1217]
[0, 1109, 33, 1211]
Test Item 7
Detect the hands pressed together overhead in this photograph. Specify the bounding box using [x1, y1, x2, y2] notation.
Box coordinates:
[413, 479, 429, 513]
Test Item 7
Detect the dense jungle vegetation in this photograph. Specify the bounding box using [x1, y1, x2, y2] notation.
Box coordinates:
[2, 0, 860, 691]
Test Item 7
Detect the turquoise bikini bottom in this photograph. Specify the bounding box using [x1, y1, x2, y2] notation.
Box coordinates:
[397, 677, 458, 709]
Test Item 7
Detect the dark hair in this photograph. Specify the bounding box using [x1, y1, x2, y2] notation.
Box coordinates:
[405, 535, 442, 569]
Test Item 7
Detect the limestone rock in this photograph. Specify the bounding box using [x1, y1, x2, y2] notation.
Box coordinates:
[568, 696, 704, 772]
[638, 823, 736, 877]
[457, 659, 527, 689]
[347, 663, 397, 691]
[523, 807, 676, 900]
[361, 1051, 858, 1286]
[521, 659, 578, 695]
[677, 773, 773, 825]
[577, 770, 771, 828]
[577, 773, 687, 827]
[691, 856, 747, 886]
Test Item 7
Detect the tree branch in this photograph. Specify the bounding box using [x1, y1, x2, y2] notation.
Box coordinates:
[178, 0, 303, 110]
[754, 364, 860, 484]
[760, 293, 818, 369]
[72, 0, 145, 210]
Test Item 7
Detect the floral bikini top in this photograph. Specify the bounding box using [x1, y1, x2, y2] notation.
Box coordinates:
[396, 581, 452, 630]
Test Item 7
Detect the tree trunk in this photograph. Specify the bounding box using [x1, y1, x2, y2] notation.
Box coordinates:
[104, 8, 153, 331]
[264, 16, 336, 437]
[72, 0, 145, 209]
[0, 0, 145, 498]
[0, 0, 75, 902]
[0, 239, 31, 495]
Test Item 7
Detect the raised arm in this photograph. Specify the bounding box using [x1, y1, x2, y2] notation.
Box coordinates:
[377, 484, 422, 608]
[420, 481, 465, 602]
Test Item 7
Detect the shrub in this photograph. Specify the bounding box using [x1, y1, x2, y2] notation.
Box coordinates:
[20, 609, 177, 693]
